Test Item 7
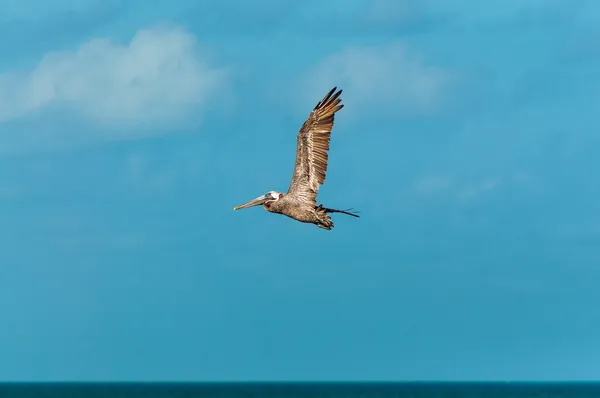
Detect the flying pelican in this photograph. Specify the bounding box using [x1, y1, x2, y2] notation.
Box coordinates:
[233, 87, 359, 230]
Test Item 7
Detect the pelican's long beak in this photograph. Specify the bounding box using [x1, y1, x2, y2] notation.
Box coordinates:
[233, 194, 270, 211]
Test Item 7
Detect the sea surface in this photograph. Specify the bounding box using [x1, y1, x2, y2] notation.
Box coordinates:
[0, 382, 599, 398]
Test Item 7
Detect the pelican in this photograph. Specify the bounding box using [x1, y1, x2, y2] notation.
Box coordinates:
[233, 87, 359, 230]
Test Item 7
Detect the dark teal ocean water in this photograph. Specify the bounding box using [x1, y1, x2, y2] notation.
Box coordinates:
[0, 383, 599, 398]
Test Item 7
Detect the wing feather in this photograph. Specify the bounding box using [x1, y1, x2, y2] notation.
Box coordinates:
[286, 87, 344, 206]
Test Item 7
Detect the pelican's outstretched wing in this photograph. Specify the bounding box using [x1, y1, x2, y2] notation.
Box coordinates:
[286, 87, 343, 207]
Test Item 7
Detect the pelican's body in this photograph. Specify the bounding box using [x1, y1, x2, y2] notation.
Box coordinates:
[234, 87, 359, 230]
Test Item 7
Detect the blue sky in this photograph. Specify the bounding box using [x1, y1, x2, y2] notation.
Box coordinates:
[1, 0, 600, 381]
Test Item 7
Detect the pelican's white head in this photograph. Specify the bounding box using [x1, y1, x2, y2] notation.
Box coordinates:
[233, 191, 283, 211]
[266, 191, 283, 201]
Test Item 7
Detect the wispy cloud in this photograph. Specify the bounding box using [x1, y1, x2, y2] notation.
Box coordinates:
[409, 171, 539, 206]
[410, 173, 508, 204]
[0, 25, 228, 129]
[304, 42, 451, 116]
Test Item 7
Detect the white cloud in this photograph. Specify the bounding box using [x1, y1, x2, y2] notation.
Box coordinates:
[305, 42, 450, 115]
[0, 25, 228, 129]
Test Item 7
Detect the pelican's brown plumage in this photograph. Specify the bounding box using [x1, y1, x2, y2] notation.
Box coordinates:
[233, 87, 359, 230]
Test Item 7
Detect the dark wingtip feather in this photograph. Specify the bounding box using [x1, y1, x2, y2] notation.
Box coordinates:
[316, 87, 343, 110]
